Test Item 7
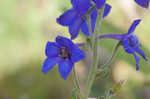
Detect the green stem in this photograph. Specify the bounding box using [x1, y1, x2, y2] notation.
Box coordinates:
[73, 67, 85, 99]
[73, 67, 80, 89]
[84, 6, 105, 99]
[98, 41, 121, 70]
[105, 92, 111, 99]
[85, 34, 98, 99]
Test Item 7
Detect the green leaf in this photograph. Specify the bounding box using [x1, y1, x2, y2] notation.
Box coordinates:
[111, 80, 125, 95]
[95, 69, 110, 80]
[98, 96, 105, 99]
[71, 88, 79, 99]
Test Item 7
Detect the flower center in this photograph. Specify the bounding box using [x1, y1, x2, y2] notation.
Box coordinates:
[128, 34, 139, 47]
[59, 47, 71, 59]
[81, 15, 86, 20]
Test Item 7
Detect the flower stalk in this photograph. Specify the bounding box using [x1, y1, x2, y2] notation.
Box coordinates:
[99, 41, 121, 70]
[73, 67, 85, 99]
[84, 6, 105, 99]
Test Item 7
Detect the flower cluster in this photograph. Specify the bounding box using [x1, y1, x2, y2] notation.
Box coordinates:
[42, 0, 149, 80]
[42, 0, 112, 79]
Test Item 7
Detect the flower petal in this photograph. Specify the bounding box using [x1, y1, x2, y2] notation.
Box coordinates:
[42, 57, 62, 74]
[57, 9, 77, 26]
[72, 0, 90, 15]
[103, 4, 111, 18]
[45, 42, 59, 57]
[95, 0, 106, 9]
[134, 46, 148, 61]
[69, 17, 83, 39]
[134, 0, 149, 8]
[122, 37, 141, 70]
[56, 36, 74, 50]
[128, 19, 141, 34]
[132, 53, 140, 71]
[81, 20, 90, 36]
[90, 8, 97, 33]
[58, 60, 74, 80]
[71, 46, 85, 63]
[71, 0, 76, 7]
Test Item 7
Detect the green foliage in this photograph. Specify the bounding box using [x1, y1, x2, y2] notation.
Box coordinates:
[71, 88, 80, 99]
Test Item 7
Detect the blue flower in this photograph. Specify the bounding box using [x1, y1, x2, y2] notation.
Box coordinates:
[42, 36, 85, 80]
[134, 0, 149, 8]
[57, 0, 111, 39]
[57, 0, 90, 39]
[99, 19, 148, 70]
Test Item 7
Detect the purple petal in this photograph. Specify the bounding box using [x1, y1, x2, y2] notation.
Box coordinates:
[134, 0, 149, 8]
[56, 36, 74, 50]
[99, 33, 127, 40]
[90, 8, 97, 33]
[81, 20, 90, 36]
[69, 17, 83, 39]
[132, 53, 140, 71]
[42, 57, 62, 74]
[71, 0, 76, 7]
[71, 46, 85, 63]
[72, 0, 90, 15]
[92, 0, 96, 3]
[45, 42, 59, 57]
[128, 19, 141, 34]
[58, 60, 74, 80]
[103, 4, 112, 18]
[134, 46, 148, 61]
[123, 38, 141, 70]
[57, 9, 77, 26]
[95, 0, 106, 9]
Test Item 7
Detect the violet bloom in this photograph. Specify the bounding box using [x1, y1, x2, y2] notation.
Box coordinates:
[57, 0, 90, 39]
[99, 19, 148, 70]
[57, 0, 111, 39]
[134, 0, 149, 8]
[42, 36, 85, 80]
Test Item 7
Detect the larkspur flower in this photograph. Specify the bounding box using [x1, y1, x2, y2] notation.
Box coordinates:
[134, 0, 149, 8]
[57, 0, 111, 39]
[42, 36, 85, 80]
[99, 19, 148, 70]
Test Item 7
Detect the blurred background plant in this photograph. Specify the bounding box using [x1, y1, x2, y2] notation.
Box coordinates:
[0, 0, 150, 99]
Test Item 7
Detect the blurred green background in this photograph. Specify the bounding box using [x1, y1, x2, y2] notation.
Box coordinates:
[0, 0, 150, 99]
